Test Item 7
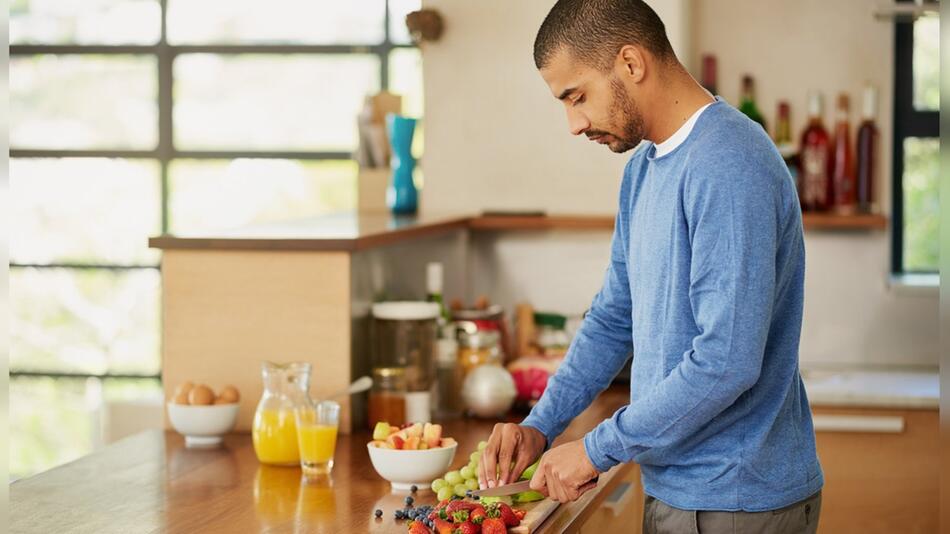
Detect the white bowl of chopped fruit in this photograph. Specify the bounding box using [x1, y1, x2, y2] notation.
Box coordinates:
[367, 422, 458, 491]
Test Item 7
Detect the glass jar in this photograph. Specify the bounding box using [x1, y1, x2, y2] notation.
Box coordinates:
[534, 312, 570, 356]
[371, 302, 438, 423]
[433, 336, 463, 419]
[457, 329, 502, 379]
[252, 361, 311, 466]
[368, 367, 407, 429]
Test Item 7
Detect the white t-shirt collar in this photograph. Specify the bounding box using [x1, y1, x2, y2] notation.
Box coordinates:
[652, 101, 714, 158]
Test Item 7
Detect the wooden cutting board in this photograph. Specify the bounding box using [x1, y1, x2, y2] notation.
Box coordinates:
[510, 498, 559, 533]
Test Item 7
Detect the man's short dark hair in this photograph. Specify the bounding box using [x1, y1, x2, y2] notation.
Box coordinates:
[534, 0, 676, 71]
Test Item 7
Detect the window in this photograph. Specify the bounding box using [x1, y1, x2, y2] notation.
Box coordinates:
[10, 0, 422, 479]
[892, 9, 939, 273]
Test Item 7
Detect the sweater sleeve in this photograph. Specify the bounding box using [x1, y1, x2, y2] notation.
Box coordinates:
[583, 159, 780, 472]
[521, 178, 634, 448]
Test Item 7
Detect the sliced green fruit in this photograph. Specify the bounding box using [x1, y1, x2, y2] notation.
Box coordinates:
[372, 422, 391, 441]
[513, 490, 545, 503]
[520, 459, 540, 480]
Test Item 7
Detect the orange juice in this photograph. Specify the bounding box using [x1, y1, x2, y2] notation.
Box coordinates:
[297, 424, 338, 475]
[252, 408, 299, 465]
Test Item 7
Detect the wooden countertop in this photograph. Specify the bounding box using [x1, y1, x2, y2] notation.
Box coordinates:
[11, 387, 636, 534]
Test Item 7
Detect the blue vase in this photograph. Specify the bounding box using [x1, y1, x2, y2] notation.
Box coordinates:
[386, 114, 418, 215]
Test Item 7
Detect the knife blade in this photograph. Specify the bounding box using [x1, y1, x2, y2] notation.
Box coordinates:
[470, 480, 533, 498]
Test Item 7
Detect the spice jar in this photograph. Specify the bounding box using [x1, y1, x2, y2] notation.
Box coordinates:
[368, 367, 407, 429]
[457, 328, 501, 379]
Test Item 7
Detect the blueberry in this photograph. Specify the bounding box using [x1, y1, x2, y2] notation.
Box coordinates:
[472, 494, 480, 500]
[394, 510, 403, 519]
[405, 496, 414, 506]
[410, 485, 418, 493]
[374, 509, 382, 518]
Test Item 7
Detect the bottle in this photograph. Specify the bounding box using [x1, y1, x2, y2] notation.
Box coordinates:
[701, 54, 717, 95]
[856, 86, 879, 214]
[425, 262, 450, 325]
[433, 336, 463, 419]
[830, 93, 856, 214]
[368, 367, 407, 429]
[774, 101, 799, 190]
[799, 92, 832, 211]
[739, 75, 767, 130]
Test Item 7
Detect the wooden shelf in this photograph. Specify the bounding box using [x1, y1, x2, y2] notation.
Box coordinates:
[801, 213, 888, 231]
[469, 214, 614, 231]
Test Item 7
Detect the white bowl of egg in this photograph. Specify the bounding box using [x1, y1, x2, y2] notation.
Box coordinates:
[167, 381, 241, 448]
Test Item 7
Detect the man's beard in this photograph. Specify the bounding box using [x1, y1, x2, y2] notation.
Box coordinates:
[586, 77, 645, 153]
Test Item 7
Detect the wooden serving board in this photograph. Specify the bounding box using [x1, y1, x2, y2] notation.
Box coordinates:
[510, 498, 559, 533]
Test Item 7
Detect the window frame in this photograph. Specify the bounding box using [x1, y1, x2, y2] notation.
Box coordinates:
[891, 4, 939, 274]
[10, 0, 416, 382]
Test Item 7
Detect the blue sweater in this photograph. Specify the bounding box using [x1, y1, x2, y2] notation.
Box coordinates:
[521, 99, 823, 512]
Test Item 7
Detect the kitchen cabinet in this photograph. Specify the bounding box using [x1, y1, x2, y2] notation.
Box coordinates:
[811, 405, 939, 534]
[577, 464, 644, 534]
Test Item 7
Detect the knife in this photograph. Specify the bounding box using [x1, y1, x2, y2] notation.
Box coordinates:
[470, 480, 533, 498]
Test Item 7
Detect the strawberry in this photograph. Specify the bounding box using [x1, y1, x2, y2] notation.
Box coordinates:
[446, 500, 478, 515]
[432, 518, 455, 534]
[514, 508, 527, 521]
[480, 517, 507, 534]
[452, 521, 478, 534]
[469, 505, 487, 525]
[407, 519, 432, 534]
[451, 510, 470, 524]
[496, 502, 520, 526]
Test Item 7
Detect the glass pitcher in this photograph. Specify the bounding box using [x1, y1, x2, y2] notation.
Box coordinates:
[252, 361, 312, 465]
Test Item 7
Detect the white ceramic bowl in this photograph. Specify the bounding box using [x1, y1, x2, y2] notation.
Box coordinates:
[167, 402, 239, 447]
[366, 442, 457, 491]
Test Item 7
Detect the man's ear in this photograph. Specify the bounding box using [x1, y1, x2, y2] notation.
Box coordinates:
[616, 45, 646, 84]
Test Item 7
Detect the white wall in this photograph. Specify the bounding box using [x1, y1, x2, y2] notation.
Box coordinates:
[420, 0, 938, 367]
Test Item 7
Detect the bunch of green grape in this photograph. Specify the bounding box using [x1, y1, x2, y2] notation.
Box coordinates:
[430, 440, 488, 501]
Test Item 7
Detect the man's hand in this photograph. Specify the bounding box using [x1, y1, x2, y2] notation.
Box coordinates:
[479, 423, 547, 489]
[529, 439, 600, 503]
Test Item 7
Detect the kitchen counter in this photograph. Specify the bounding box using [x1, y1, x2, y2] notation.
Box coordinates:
[802, 367, 938, 409]
[10, 387, 636, 534]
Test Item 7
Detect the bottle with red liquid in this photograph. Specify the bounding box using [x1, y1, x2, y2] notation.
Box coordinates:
[856, 86, 879, 214]
[701, 54, 718, 95]
[799, 92, 832, 211]
[830, 93, 856, 214]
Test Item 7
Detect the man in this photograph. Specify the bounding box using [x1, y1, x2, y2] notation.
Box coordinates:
[478, 1, 824, 533]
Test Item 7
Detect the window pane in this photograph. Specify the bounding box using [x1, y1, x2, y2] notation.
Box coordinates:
[11, 55, 158, 150]
[389, 48, 425, 158]
[169, 159, 357, 234]
[10, 268, 161, 375]
[10, 0, 160, 45]
[167, 0, 385, 44]
[11, 158, 161, 266]
[903, 137, 939, 271]
[913, 15, 939, 111]
[174, 55, 379, 151]
[389, 0, 422, 45]
[10, 376, 162, 479]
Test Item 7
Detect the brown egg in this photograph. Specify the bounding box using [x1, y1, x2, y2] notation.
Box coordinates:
[173, 391, 191, 405]
[216, 385, 240, 404]
[174, 381, 194, 398]
[188, 384, 215, 405]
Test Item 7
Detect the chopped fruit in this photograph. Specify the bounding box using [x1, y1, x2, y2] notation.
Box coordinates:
[520, 459, 540, 480]
[386, 433, 406, 450]
[514, 509, 527, 520]
[373, 421, 392, 441]
[513, 490, 545, 503]
[423, 423, 443, 448]
[368, 440, 386, 448]
[404, 436, 421, 450]
[406, 422, 424, 439]
[418, 441, 429, 450]
[440, 437, 457, 448]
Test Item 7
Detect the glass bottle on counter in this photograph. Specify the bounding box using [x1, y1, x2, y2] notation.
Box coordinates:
[856, 85, 879, 214]
[368, 367, 407, 429]
[830, 93, 856, 214]
[738, 75, 767, 130]
[774, 101, 800, 191]
[799, 91, 832, 212]
[426, 262, 450, 325]
[433, 336, 463, 419]
[252, 361, 312, 465]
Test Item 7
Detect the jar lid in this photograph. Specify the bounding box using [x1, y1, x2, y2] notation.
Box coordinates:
[372, 301, 441, 320]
